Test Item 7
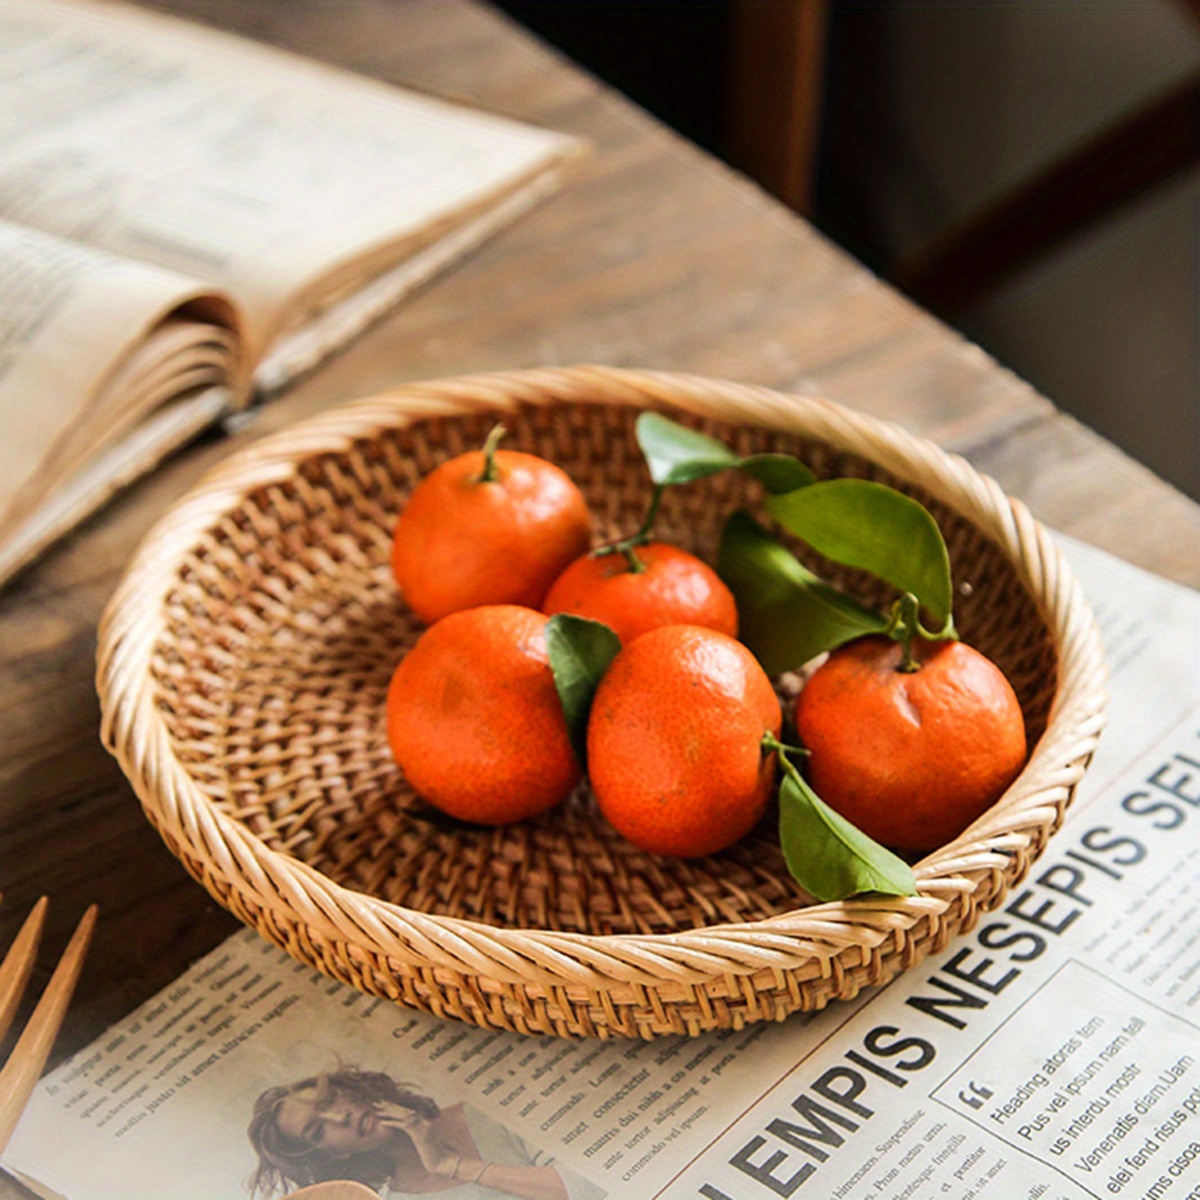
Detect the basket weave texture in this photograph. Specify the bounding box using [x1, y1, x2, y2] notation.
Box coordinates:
[97, 367, 1107, 1039]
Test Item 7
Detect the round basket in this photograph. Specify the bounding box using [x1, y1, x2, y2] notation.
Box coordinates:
[97, 366, 1107, 1039]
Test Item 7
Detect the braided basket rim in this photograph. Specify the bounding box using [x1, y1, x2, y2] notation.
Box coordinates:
[96, 366, 1108, 1029]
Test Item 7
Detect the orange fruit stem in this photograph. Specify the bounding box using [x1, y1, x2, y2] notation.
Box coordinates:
[883, 591, 957, 671]
[476, 422, 507, 483]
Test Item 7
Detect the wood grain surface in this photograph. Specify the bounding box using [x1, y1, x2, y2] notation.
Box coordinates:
[0, 2, 1197, 1191]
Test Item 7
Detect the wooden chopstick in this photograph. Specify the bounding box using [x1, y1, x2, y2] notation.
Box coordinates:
[0, 897, 48, 1046]
[0, 903, 97, 1152]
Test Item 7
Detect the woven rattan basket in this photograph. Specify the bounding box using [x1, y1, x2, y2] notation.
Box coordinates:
[97, 366, 1107, 1039]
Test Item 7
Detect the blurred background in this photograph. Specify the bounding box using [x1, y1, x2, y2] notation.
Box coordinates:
[496, 1, 1200, 503]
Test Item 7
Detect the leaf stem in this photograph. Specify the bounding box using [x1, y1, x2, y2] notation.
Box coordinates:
[761, 731, 808, 774]
[591, 483, 667, 573]
[637, 483, 665, 543]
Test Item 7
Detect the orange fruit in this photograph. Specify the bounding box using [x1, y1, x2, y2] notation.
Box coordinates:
[587, 624, 782, 857]
[391, 429, 591, 624]
[543, 541, 738, 644]
[385, 605, 580, 824]
[794, 635, 1027, 853]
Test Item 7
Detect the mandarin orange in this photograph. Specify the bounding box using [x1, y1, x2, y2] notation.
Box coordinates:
[385, 605, 580, 824]
[391, 428, 591, 625]
[543, 541, 737, 645]
[586, 624, 782, 857]
[794, 634, 1027, 852]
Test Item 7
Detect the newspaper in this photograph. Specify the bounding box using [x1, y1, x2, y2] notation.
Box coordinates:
[4, 534, 1199, 1200]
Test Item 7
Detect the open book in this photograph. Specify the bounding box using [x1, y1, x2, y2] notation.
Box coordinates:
[0, 0, 583, 587]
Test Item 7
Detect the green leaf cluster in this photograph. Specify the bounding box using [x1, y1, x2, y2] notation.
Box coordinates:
[541, 412, 955, 901]
[720, 479, 956, 679]
[718, 512, 887, 677]
[636, 411, 815, 493]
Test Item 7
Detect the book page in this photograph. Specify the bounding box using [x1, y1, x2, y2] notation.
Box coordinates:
[0, 0, 583, 363]
[0, 219, 239, 571]
[4, 536, 1200, 1199]
[0, 386, 229, 588]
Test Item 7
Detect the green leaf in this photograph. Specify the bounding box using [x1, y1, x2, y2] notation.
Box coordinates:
[545, 614, 621, 769]
[635, 412, 814, 492]
[765, 479, 954, 627]
[778, 765, 917, 902]
[738, 453, 816, 495]
[636, 412, 738, 485]
[717, 511, 887, 675]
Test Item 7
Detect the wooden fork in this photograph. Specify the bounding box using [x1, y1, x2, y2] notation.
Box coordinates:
[0, 898, 97, 1152]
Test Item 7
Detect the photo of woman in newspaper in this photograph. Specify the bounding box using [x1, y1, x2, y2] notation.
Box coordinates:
[246, 1066, 605, 1200]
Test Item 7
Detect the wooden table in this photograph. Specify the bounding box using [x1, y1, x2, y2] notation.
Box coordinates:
[1, 2, 1197, 1190]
